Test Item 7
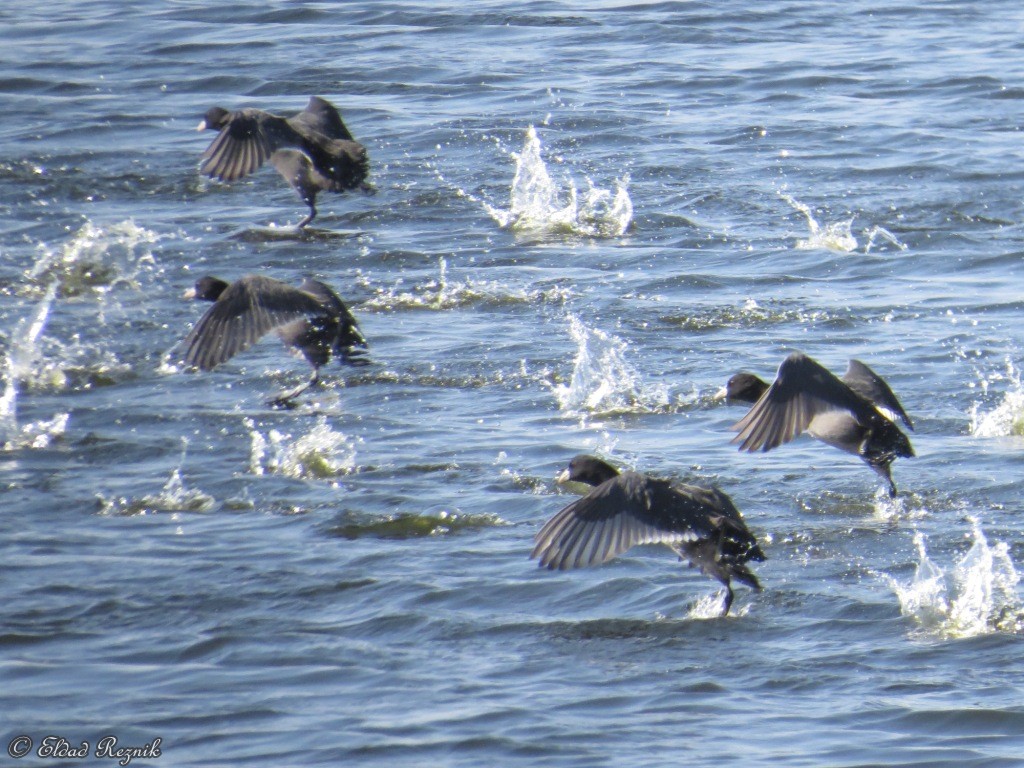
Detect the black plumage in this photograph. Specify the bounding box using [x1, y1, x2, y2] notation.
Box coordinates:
[196, 96, 370, 227]
[181, 274, 367, 405]
[531, 455, 765, 617]
[724, 352, 914, 497]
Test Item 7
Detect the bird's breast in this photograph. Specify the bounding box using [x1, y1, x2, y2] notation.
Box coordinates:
[806, 411, 865, 456]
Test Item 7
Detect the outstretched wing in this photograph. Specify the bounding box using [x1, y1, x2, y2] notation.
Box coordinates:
[182, 276, 325, 370]
[298, 277, 367, 350]
[843, 359, 913, 429]
[731, 352, 878, 452]
[292, 96, 356, 141]
[531, 473, 717, 570]
[200, 109, 300, 182]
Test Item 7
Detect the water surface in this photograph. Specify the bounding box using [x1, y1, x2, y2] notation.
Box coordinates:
[3, 1, 1024, 765]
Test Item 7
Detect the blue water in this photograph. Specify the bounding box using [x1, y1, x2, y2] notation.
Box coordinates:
[4, 1, 1024, 765]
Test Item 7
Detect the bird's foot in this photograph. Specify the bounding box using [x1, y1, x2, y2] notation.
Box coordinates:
[267, 374, 319, 407]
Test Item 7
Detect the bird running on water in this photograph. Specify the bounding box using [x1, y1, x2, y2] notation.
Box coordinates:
[531, 455, 765, 617]
[180, 274, 368, 406]
[723, 351, 914, 497]
[196, 96, 370, 228]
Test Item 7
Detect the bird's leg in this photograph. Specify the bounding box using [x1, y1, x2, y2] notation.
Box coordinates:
[719, 586, 734, 617]
[268, 368, 321, 407]
[872, 461, 898, 498]
[297, 200, 317, 229]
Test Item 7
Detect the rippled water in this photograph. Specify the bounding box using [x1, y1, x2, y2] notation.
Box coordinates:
[4, 1, 1024, 766]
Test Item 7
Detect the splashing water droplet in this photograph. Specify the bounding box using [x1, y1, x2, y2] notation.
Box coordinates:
[969, 358, 1024, 437]
[549, 315, 666, 417]
[486, 126, 632, 238]
[782, 194, 857, 252]
[246, 415, 359, 480]
[884, 520, 1023, 638]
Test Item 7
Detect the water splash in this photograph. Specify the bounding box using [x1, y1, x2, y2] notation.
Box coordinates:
[3, 413, 69, 452]
[1, 282, 56, 435]
[969, 358, 1024, 437]
[0, 282, 72, 450]
[359, 257, 574, 312]
[871, 487, 927, 523]
[2, 274, 131, 403]
[863, 225, 906, 254]
[246, 415, 359, 480]
[884, 521, 1024, 638]
[684, 591, 736, 620]
[549, 315, 667, 417]
[781, 195, 906, 254]
[782, 194, 857, 252]
[26, 219, 159, 298]
[96, 441, 215, 515]
[3, 222, 152, 395]
[485, 125, 632, 237]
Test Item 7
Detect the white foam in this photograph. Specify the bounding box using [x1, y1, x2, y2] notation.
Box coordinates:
[246, 415, 359, 480]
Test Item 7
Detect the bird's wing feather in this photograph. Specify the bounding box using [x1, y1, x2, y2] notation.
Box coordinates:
[531, 474, 719, 570]
[731, 352, 878, 452]
[200, 111, 298, 182]
[293, 96, 356, 141]
[182, 276, 325, 370]
[843, 359, 914, 429]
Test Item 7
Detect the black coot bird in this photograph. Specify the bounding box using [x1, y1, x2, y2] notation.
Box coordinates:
[531, 455, 765, 617]
[196, 96, 370, 228]
[722, 351, 914, 497]
[181, 275, 367, 405]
